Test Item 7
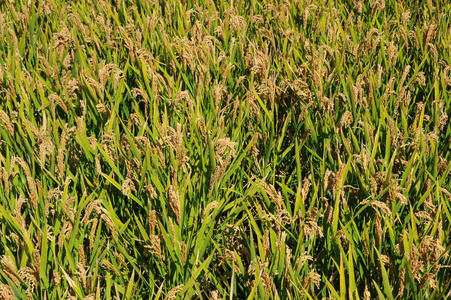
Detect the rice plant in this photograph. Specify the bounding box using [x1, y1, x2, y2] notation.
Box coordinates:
[0, 0, 450, 299]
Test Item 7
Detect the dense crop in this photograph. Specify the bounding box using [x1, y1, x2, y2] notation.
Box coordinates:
[1, 0, 451, 299]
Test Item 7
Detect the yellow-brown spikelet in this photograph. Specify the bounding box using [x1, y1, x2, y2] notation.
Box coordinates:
[14, 195, 27, 231]
[201, 201, 219, 218]
[415, 211, 432, 221]
[410, 244, 423, 281]
[262, 230, 270, 261]
[135, 136, 151, 153]
[419, 273, 437, 290]
[321, 197, 332, 225]
[164, 285, 184, 300]
[33, 248, 41, 276]
[374, 0, 386, 10]
[49, 94, 69, 115]
[209, 154, 233, 195]
[101, 260, 121, 276]
[213, 82, 226, 112]
[401, 10, 411, 26]
[66, 78, 80, 99]
[1, 256, 20, 286]
[334, 164, 347, 188]
[168, 185, 181, 223]
[112, 68, 123, 93]
[381, 77, 396, 103]
[324, 169, 335, 192]
[94, 155, 102, 174]
[283, 245, 292, 281]
[303, 269, 321, 290]
[149, 210, 158, 235]
[297, 100, 314, 123]
[98, 62, 117, 90]
[210, 290, 219, 300]
[303, 5, 317, 29]
[44, 224, 55, 242]
[196, 117, 207, 139]
[52, 26, 72, 53]
[175, 123, 187, 169]
[175, 91, 194, 116]
[339, 111, 353, 129]
[0, 284, 15, 300]
[437, 156, 448, 174]
[375, 211, 382, 246]
[377, 64, 383, 88]
[427, 43, 438, 63]
[82, 71, 103, 99]
[299, 175, 311, 203]
[381, 254, 394, 275]
[75, 262, 88, 291]
[0, 13, 5, 38]
[122, 178, 136, 197]
[101, 213, 118, 240]
[399, 26, 409, 48]
[53, 269, 61, 286]
[6, 77, 16, 99]
[259, 180, 283, 210]
[13, 157, 38, 209]
[145, 234, 164, 260]
[443, 65, 451, 86]
[113, 252, 126, 270]
[407, 30, 419, 49]
[39, 133, 54, 168]
[95, 15, 112, 46]
[89, 218, 98, 250]
[437, 100, 449, 131]
[370, 200, 392, 217]
[96, 103, 110, 115]
[146, 184, 157, 200]
[229, 15, 246, 34]
[413, 71, 426, 86]
[399, 65, 411, 88]
[215, 137, 237, 160]
[395, 265, 406, 297]
[306, 210, 324, 238]
[18, 267, 38, 292]
[57, 130, 69, 179]
[423, 179, 436, 213]
[320, 96, 333, 115]
[77, 243, 86, 265]
[423, 22, 438, 49]
[251, 46, 269, 80]
[58, 221, 73, 248]
[180, 241, 187, 264]
[0, 109, 14, 135]
[1, 165, 9, 195]
[363, 285, 371, 300]
[261, 270, 272, 297]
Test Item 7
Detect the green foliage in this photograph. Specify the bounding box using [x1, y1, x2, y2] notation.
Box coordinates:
[0, 0, 450, 298]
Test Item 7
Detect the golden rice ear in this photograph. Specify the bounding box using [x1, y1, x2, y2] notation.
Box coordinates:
[165, 285, 184, 300]
[101, 214, 118, 240]
[148, 209, 158, 235]
[0, 285, 15, 300]
[1, 256, 20, 286]
[101, 260, 120, 276]
[145, 234, 164, 260]
[168, 185, 181, 223]
[0, 109, 14, 135]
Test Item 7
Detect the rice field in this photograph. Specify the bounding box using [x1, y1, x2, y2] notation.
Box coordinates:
[0, 0, 451, 299]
